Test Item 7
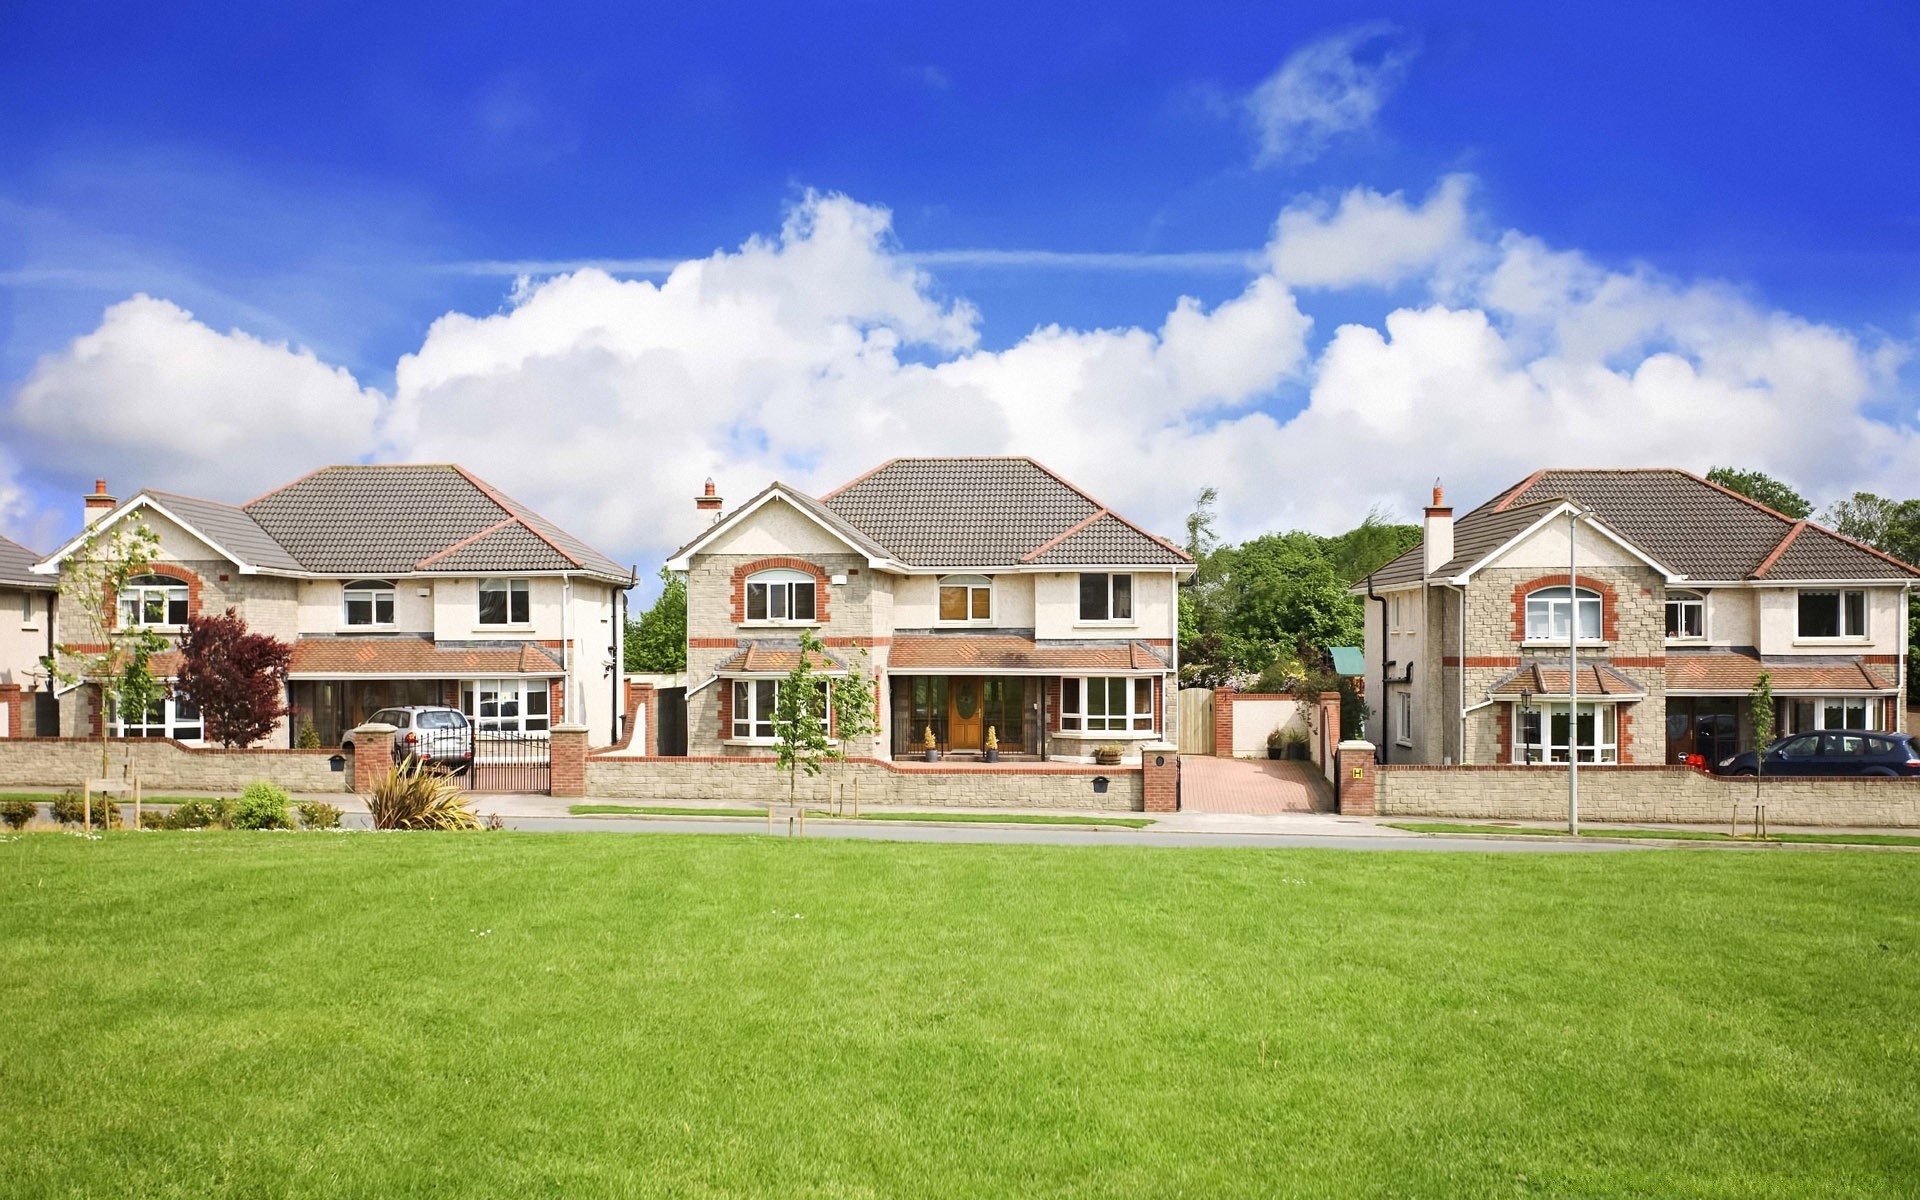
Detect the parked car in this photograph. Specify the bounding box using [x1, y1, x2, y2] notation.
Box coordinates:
[1717, 731, 1920, 778]
[342, 707, 473, 775]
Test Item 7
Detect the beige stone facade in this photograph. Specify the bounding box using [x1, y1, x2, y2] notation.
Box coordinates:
[587, 755, 1144, 810]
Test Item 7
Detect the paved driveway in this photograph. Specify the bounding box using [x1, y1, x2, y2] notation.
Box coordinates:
[1180, 755, 1333, 814]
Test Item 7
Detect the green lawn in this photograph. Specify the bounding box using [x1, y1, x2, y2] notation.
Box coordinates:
[1, 834, 1915, 1197]
[1389, 821, 1920, 847]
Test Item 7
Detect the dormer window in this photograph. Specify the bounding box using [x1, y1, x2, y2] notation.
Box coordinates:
[1524, 586, 1601, 642]
[745, 569, 816, 624]
[344, 580, 396, 627]
[937, 575, 992, 623]
[118, 574, 189, 628]
[1078, 573, 1134, 623]
[1664, 590, 1705, 640]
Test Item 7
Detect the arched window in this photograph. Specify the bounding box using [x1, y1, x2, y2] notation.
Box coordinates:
[344, 580, 397, 627]
[1524, 586, 1601, 642]
[119, 574, 189, 627]
[937, 574, 992, 623]
[745, 569, 817, 623]
[1665, 589, 1705, 639]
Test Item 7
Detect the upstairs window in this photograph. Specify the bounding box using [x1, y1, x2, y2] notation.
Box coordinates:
[1665, 590, 1705, 639]
[479, 579, 531, 625]
[937, 575, 993, 623]
[118, 575, 189, 628]
[344, 580, 396, 627]
[1524, 586, 1601, 642]
[1797, 590, 1865, 639]
[745, 569, 816, 624]
[1078, 573, 1134, 622]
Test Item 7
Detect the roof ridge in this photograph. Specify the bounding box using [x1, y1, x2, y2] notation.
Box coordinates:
[1017, 458, 1193, 562]
[1676, 468, 1803, 525]
[820, 457, 904, 499]
[1020, 507, 1110, 563]
[450, 465, 586, 570]
[1491, 469, 1549, 512]
[1750, 520, 1807, 579]
[412, 516, 519, 569]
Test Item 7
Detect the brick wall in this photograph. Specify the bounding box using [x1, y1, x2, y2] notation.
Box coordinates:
[584, 755, 1144, 810]
[0, 738, 348, 792]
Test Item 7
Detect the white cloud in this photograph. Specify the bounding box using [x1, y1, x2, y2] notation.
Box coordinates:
[7, 183, 1918, 569]
[1245, 24, 1418, 167]
[8, 294, 383, 500]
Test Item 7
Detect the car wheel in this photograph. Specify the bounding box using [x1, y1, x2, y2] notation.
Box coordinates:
[1727, 768, 1755, 777]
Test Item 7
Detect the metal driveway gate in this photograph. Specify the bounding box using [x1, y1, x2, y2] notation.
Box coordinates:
[464, 729, 551, 794]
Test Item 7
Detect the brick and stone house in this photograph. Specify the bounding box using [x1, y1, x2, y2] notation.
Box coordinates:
[0, 536, 59, 739]
[665, 458, 1193, 761]
[1357, 470, 1917, 767]
[31, 467, 632, 747]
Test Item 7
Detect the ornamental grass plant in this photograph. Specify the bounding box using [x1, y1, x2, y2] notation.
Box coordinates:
[366, 760, 481, 831]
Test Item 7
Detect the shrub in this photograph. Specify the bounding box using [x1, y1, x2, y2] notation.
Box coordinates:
[296, 800, 343, 830]
[367, 760, 481, 831]
[1, 797, 37, 829]
[50, 790, 120, 827]
[295, 718, 323, 750]
[166, 799, 233, 830]
[233, 782, 293, 830]
[139, 809, 170, 830]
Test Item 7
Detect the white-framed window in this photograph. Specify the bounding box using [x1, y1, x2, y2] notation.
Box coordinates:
[115, 692, 203, 742]
[118, 574, 189, 628]
[461, 678, 550, 733]
[1394, 689, 1413, 747]
[744, 570, 817, 624]
[1059, 677, 1154, 732]
[1513, 701, 1619, 764]
[1524, 586, 1602, 642]
[1665, 590, 1705, 639]
[1779, 696, 1876, 734]
[1389, 594, 1402, 630]
[344, 580, 396, 627]
[478, 579, 531, 626]
[1078, 573, 1134, 622]
[20, 591, 33, 623]
[937, 575, 993, 623]
[732, 679, 778, 740]
[1797, 590, 1866, 639]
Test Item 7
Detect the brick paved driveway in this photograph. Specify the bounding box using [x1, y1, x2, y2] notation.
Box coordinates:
[1179, 755, 1332, 814]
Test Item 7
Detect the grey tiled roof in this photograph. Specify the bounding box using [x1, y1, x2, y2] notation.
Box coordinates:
[0, 535, 55, 589]
[1026, 513, 1190, 566]
[1367, 469, 1919, 586]
[145, 490, 305, 572]
[819, 458, 1191, 568]
[244, 465, 629, 580]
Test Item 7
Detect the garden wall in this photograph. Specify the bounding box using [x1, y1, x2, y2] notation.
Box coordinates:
[0, 738, 349, 793]
[1373, 763, 1920, 827]
[585, 755, 1143, 811]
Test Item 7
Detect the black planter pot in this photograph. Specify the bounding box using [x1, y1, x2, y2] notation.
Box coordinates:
[1267, 747, 1283, 760]
[984, 749, 999, 763]
[1289, 744, 1309, 761]
[924, 750, 940, 763]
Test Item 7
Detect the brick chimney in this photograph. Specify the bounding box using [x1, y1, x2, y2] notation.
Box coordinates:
[83, 479, 115, 527]
[1422, 480, 1454, 575]
[695, 478, 724, 523]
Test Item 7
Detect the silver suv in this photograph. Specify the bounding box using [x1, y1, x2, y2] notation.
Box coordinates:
[343, 707, 473, 774]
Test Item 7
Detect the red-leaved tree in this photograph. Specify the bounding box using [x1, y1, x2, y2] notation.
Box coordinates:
[174, 608, 294, 748]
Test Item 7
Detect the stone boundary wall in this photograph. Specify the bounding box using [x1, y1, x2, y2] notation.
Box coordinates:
[0, 738, 349, 793]
[585, 755, 1143, 810]
[1376, 763, 1920, 827]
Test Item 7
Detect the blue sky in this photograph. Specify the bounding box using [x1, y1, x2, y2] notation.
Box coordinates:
[3, 1, 1918, 573]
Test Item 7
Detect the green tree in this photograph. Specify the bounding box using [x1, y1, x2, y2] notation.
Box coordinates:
[624, 568, 687, 673]
[772, 628, 835, 809]
[51, 521, 170, 779]
[1818, 491, 1920, 704]
[1705, 467, 1812, 519]
[1224, 532, 1364, 676]
[1320, 509, 1421, 584]
[1749, 671, 1774, 820]
[827, 644, 879, 813]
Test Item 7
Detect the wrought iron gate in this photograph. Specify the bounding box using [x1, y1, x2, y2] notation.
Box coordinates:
[462, 728, 551, 794]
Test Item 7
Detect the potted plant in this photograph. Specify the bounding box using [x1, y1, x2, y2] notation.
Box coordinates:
[922, 724, 940, 763]
[984, 726, 999, 763]
[1093, 742, 1124, 766]
[1283, 729, 1310, 760]
[1265, 727, 1287, 760]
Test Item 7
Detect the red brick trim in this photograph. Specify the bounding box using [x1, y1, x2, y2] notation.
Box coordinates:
[689, 637, 739, 649]
[1617, 705, 1634, 764]
[0, 684, 26, 739]
[821, 636, 889, 647]
[1610, 656, 1667, 667]
[1444, 655, 1522, 667]
[1045, 677, 1062, 733]
[1510, 574, 1620, 643]
[1863, 655, 1900, 664]
[106, 562, 208, 630]
[717, 679, 733, 739]
[729, 558, 832, 626]
[1496, 703, 1513, 762]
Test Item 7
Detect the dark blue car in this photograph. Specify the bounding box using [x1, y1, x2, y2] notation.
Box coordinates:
[1717, 731, 1920, 778]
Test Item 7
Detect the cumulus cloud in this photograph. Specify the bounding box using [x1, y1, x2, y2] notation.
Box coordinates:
[8, 294, 382, 500]
[1245, 24, 1418, 167]
[7, 183, 1918, 569]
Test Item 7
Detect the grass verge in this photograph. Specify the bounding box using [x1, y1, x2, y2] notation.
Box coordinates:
[854, 810, 1154, 828]
[1387, 821, 1920, 847]
[568, 804, 775, 818]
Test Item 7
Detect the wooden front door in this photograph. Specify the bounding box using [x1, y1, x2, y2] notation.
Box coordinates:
[948, 677, 985, 750]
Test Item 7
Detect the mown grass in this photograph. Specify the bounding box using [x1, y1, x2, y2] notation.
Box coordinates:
[1389, 821, 1920, 847]
[1, 833, 1915, 1197]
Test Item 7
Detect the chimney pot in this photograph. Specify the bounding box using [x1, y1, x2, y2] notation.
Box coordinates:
[1422, 479, 1454, 575]
[83, 479, 117, 527]
[695, 478, 724, 520]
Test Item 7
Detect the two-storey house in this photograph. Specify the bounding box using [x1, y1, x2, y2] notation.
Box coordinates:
[32, 467, 632, 747]
[1358, 470, 1917, 766]
[666, 458, 1193, 761]
[0, 536, 59, 739]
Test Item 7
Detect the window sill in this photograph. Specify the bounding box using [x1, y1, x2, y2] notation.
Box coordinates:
[933, 621, 996, 628]
[472, 625, 537, 633]
[1396, 739, 1413, 749]
[723, 738, 777, 747]
[1664, 636, 1707, 645]
[1051, 729, 1157, 740]
[739, 621, 821, 629]
[1791, 638, 1871, 647]
[1521, 640, 1609, 650]
[1072, 622, 1139, 630]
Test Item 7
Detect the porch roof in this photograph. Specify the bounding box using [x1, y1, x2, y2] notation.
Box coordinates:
[286, 636, 564, 679]
[889, 634, 1170, 673]
[1664, 649, 1896, 694]
[714, 644, 847, 675]
[1487, 661, 1646, 699]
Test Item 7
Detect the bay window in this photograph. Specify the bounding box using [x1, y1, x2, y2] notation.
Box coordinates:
[745, 570, 817, 624]
[730, 678, 829, 741]
[115, 693, 203, 742]
[1797, 590, 1865, 639]
[1524, 586, 1602, 642]
[344, 580, 396, 626]
[1513, 701, 1618, 764]
[937, 575, 993, 623]
[1078, 573, 1134, 623]
[461, 678, 550, 733]
[1060, 677, 1154, 733]
[118, 574, 189, 628]
[1664, 590, 1705, 639]
[1779, 696, 1876, 734]
[478, 579, 531, 625]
